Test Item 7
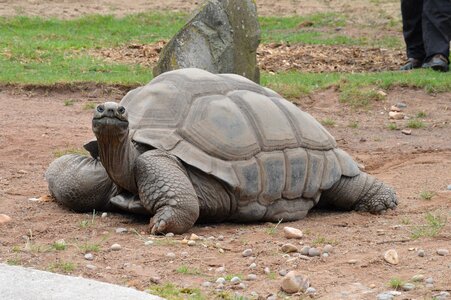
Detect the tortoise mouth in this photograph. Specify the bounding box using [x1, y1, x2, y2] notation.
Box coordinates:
[92, 116, 129, 136]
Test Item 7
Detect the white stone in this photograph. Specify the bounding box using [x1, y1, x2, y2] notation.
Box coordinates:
[242, 249, 253, 257]
[383, 249, 399, 265]
[283, 226, 303, 239]
[110, 243, 122, 251]
[0, 214, 12, 225]
[84, 253, 94, 261]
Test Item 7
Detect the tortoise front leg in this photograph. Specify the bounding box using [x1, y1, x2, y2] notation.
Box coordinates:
[134, 150, 200, 234]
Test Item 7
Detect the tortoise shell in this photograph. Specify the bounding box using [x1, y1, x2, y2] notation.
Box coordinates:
[120, 68, 359, 204]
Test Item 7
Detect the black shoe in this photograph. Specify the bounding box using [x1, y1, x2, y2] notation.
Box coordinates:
[400, 58, 423, 70]
[422, 54, 449, 72]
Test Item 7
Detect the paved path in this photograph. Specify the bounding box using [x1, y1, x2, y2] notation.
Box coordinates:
[0, 263, 164, 300]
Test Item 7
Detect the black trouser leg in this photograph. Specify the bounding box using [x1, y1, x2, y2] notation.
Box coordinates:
[401, 0, 426, 60]
[423, 0, 451, 61]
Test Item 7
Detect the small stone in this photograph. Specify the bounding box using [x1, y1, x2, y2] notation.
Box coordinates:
[110, 243, 121, 251]
[447, 184, 451, 190]
[389, 111, 405, 120]
[247, 274, 257, 281]
[437, 248, 449, 256]
[383, 249, 399, 265]
[281, 243, 298, 253]
[389, 291, 402, 296]
[236, 282, 246, 289]
[207, 236, 215, 240]
[390, 105, 402, 112]
[308, 247, 321, 257]
[396, 102, 407, 108]
[230, 276, 241, 284]
[264, 267, 271, 274]
[101, 212, 108, 218]
[190, 233, 200, 240]
[267, 295, 277, 300]
[281, 271, 310, 294]
[165, 232, 174, 237]
[283, 226, 303, 239]
[0, 214, 12, 224]
[242, 248, 253, 257]
[412, 274, 424, 282]
[377, 90, 387, 97]
[249, 262, 257, 269]
[86, 264, 97, 270]
[180, 251, 189, 257]
[166, 252, 176, 258]
[279, 269, 288, 276]
[418, 249, 425, 257]
[402, 283, 415, 291]
[300, 246, 310, 255]
[323, 244, 333, 253]
[401, 129, 412, 135]
[115, 227, 127, 234]
[376, 293, 394, 300]
[217, 235, 224, 241]
[322, 253, 329, 258]
[425, 277, 434, 284]
[144, 240, 154, 246]
[216, 283, 225, 290]
[201, 281, 212, 287]
[215, 266, 226, 273]
[216, 277, 226, 284]
[426, 284, 434, 289]
[348, 259, 358, 264]
[305, 287, 317, 294]
[84, 253, 94, 261]
[187, 240, 196, 246]
[150, 276, 161, 284]
[433, 291, 450, 300]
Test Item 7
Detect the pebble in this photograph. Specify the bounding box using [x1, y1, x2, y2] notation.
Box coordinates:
[447, 184, 451, 191]
[144, 240, 154, 246]
[396, 102, 407, 108]
[187, 240, 196, 246]
[101, 212, 108, 218]
[110, 243, 121, 251]
[437, 248, 449, 256]
[267, 295, 277, 300]
[383, 249, 399, 265]
[279, 269, 288, 276]
[230, 276, 241, 284]
[115, 227, 127, 234]
[390, 105, 402, 112]
[216, 283, 225, 290]
[283, 226, 303, 239]
[216, 277, 226, 284]
[201, 281, 212, 288]
[411, 274, 424, 282]
[0, 214, 12, 225]
[434, 291, 450, 300]
[323, 244, 333, 254]
[401, 129, 412, 135]
[86, 264, 97, 270]
[189, 233, 200, 240]
[249, 262, 257, 269]
[402, 283, 415, 291]
[217, 235, 224, 241]
[84, 253, 94, 261]
[180, 251, 189, 257]
[281, 271, 310, 294]
[418, 249, 425, 257]
[150, 276, 161, 284]
[376, 293, 394, 300]
[425, 277, 434, 284]
[308, 247, 321, 257]
[247, 274, 257, 281]
[242, 248, 253, 257]
[389, 111, 405, 120]
[264, 267, 271, 274]
[305, 287, 317, 295]
[236, 283, 246, 289]
[165, 232, 174, 237]
[215, 266, 226, 273]
[300, 246, 310, 255]
[281, 243, 298, 253]
[348, 259, 358, 264]
[322, 253, 329, 258]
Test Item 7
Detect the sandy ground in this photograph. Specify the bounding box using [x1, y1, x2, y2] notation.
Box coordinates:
[0, 1, 450, 299]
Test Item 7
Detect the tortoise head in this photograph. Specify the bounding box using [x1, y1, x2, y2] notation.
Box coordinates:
[92, 102, 129, 141]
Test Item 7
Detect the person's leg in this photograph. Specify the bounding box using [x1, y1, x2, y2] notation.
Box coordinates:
[422, 0, 451, 71]
[401, 0, 426, 66]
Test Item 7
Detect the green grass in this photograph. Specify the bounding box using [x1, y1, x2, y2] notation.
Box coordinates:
[320, 118, 336, 127]
[411, 212, 446, 239]
[387, 123, 398, 130]
[388, 277, 405, 290]
[407, 119, 426, 129]
[79, 243, 101, 253]
[176, 265, 202, 276]
[419, 190, 435, 200]
[48, 261, 76, 273]
[51, 240, 67, 251]
[147, 284, 204, 300]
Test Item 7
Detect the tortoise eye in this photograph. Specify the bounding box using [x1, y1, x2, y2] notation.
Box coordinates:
[97, 105, 105, 113]
[118, 106, 126, 114]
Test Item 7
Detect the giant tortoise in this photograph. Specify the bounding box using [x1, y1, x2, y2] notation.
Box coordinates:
[46, 68, 397, 234]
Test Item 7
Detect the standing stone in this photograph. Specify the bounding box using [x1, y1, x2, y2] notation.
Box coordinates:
[153, 0, 261, 83]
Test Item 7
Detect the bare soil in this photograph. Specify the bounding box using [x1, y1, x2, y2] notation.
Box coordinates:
[0, 1, 450, 300]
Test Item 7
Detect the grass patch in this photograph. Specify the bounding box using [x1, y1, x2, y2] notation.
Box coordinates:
[176, 265, 202, 276]
[79, 243, 101, 253]
[416, 111, 427, 118]
[53, 147, 88, 158]
[388, 277, 405, 290]
[411, 212, 446, 239]
[51, 240, 67, 251]
[419, 190, 435, 200]
[387, 123, 398, 130]
[6, 256, 22, 266]
[147, 283, 204, 300]
[64, 99, 76, 106]
[48, 261, 76, 273]
[406, 119, 426, 129]
[320, 118, 336, 127]
[265, 219, 283, 235]
[312, 235, 336, 246]
[83, 102, 97, 110]
[348, 121, 359, 128]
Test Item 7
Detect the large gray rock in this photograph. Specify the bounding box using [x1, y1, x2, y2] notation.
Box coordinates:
[153, 0, 261, 83]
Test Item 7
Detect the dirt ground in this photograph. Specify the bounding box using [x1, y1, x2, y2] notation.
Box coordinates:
[0, 1, 450, 300]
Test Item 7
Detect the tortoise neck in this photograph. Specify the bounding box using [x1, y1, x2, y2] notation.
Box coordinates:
[97, 130, 139, 194]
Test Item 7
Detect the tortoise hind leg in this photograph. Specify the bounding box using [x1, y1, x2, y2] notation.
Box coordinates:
[134, 150, 200, 234]
[320, 172, 398, 213]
